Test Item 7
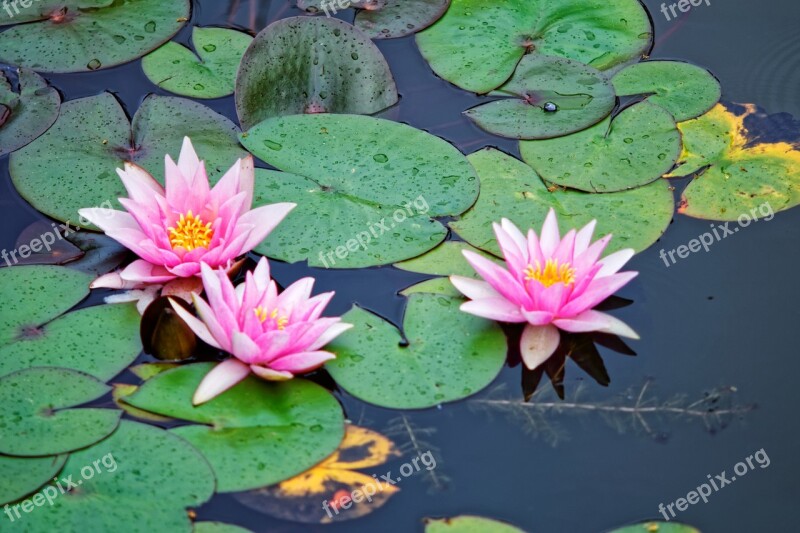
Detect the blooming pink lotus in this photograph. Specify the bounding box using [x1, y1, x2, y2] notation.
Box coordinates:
[450, 210, 639, 370]
[170, 257, 352, 405]
[78, 137, 295, 306]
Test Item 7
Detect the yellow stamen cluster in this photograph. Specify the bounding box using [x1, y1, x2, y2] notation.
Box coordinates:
[254, 306, 289, 330]
[168, 210, 213, 251]
[524, 259, 576, 288]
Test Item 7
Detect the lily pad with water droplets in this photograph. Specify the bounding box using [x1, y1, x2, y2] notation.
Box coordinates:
[465, 55, 615, 140]
[0, 454, 65, 505]
[520, 102, 681, 192]
[424, 515, 526, 533]
[10, 92, 246, 226]
[194, 524, 253, 533]
[125, 363, 345, 492]
[0, 0, 189, 73]
[0, 68, 60, 156]
[609, 523, 700, 533]
[19, 419, 215, 533]
[667, 103, 800, 220]
[0, 367, 121, 456]
[325, 293, 506, 409]
[611, 61, 721, 122]
[143, 27, 253, 99]
[355, 0, 451, 39]
[396, 241, 502, 277]
[449, 148, 674, 255]
[235, 16, 398, 130]
[243, 114, 479, 268]
[0, 265, 142, 379]
[416, 0, 651, 93]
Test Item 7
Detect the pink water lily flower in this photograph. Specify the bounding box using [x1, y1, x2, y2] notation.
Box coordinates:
[78, 137, 295, 303]
[450, 209, 639, 371]
[170, 257, 352, 405]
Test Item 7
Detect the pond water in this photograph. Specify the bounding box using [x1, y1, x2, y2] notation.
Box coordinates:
[1, 0, 798, 531]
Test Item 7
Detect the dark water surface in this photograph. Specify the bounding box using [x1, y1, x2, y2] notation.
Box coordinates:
[2, 1, 799, 531]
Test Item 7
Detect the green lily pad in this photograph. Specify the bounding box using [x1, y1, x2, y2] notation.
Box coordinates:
[125, 363, 345, 492]
[667, 104, 800, 220]
[416, 0, 651, 93]
[399, 278, 461, 297]
[0, 367, 121, 456]
[19, 420, 215, 533]
[609, 522, 699, 533]
[235, 16, 398, 130]
[424, 515, 526, 532]
[0, 454, 65, 505]
[243, 114, 479, 268]
[449, 148, 674, 254]
[195, 523, 253, 533]
[0, 68, 60, 156]
[10, 92, 246, 226]
[611, 61, 721, 122]
[326, 293, 506, 409]
[355, 0, 451, 39]
[0, 265, 91, 346]
[395, 241, 501, 277]
[143, 27, 253, 99]
[0, 0, 189, 73]
[520, 102, 681, 192]
[465, 55, 615, 139]
[0, 272, 141, 379]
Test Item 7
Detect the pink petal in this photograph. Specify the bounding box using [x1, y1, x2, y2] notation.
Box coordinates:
[235, 202, 297, 253]
[559, 271, 638, 317]
[231, 331, 262, 364]
[270, 350, 336, 373]
[460, 298, 526, 322]
[520, 309, 554, 326]
[193, 294, 233, 351]
[462, 250, 529, 307]
[250, 365, 294, 381]
[307, 322, 353, 351]
[193, 359, 251, 405]
[493, 222, 527, 273]
[117, 162, 164, 204]
[574, 219, 597, 256]
[539, 208, 560, 257]
[596, 249, 635, 278]
[552, 229, 576, 264]
[526, 228, 545, 267]
[119, 259, 176, 284]
[164, 154, 191, 210]
[553, 309, 639, 339]
[520, 323, 560, 370]
[279, 277, 315, 316]
[500, 218, 529, 257]
[169, 298, 222, 349]
[177, 137, 201, 182]
[167, 261, 202, 278]
[450, 276, 503, 301]
[572, 234, 612, 277]
[78, 208, 140, 234]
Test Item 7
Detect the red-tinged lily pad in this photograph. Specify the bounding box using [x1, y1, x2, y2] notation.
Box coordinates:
[449, 148, 674, 255]
[355, 0, 451, 39]
[235, 425, 401, 524]
[608, 522, 700, 533]
[611, 61, 721, 122]
[143, 27, 253, 99]
[0, 454, 66, 505]
[424, 515, 526, 532]
[416, 0, 651, 93]
[19, 420, 216, 533]
[0, 68, 60, 156]
[0, 0, 189, 73]
[124, 363, 346, 492]
[667, 103, 800, 220]
[10, 92, 246, 227]
[464, 55, 615, 140]
[9, 221, 84, 267]
[326, 293, 506, 409]
[520, 102, 681, 192]
[235, 16, 398, 130]
[0, 367, 121, 456]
